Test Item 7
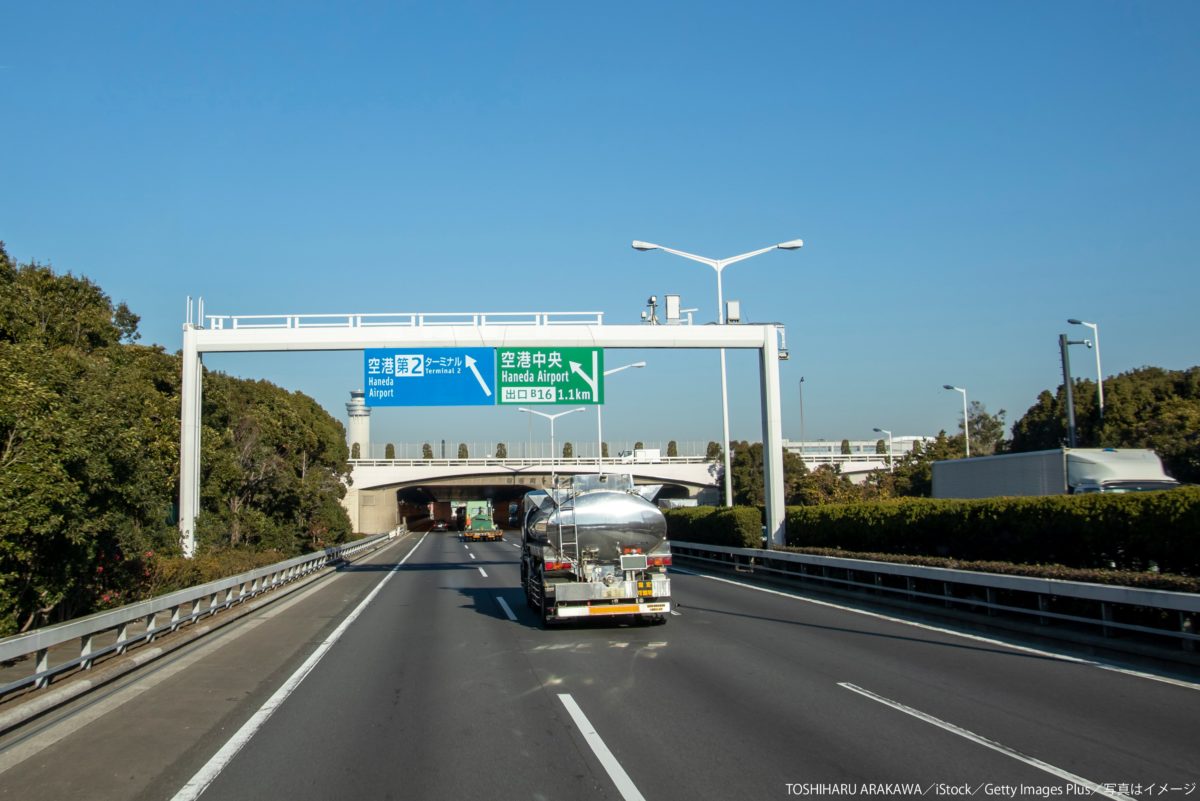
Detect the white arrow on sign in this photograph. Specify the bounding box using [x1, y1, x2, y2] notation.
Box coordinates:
[568, 351, 599, 398]
[464, 355, 492, 397]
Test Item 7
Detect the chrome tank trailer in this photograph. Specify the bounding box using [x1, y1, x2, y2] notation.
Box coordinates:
[523, 474, 667, 561]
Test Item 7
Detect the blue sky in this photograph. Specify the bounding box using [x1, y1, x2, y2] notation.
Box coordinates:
[2, 2, 1197, 457]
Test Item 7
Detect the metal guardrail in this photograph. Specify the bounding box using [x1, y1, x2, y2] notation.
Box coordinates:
[671, 542, 1199, 651]
[0, 533, 393, 698]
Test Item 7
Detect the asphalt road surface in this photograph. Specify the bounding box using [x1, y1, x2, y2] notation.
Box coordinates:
[2, 531, 1197, 801]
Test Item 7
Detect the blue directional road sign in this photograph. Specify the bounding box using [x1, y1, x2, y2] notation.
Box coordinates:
[364, 348, 496, 406]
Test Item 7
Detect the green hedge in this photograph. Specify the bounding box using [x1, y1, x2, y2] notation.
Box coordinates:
[665, 488, 1200, 576]
[784, 487, 1200, 575]
[664, 506, 762, 549]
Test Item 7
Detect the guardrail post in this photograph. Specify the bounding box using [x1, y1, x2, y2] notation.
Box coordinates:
[117, 621, 130, 653]
[986, 587, 997, 617]
[34, 649, 49, 689]
[1100, 602, 1113, 638]
[1037, 595, 1049, 625]
[81, 633, 94, 670]
[943, 581, 953, 609]
[1182, 612, 1194, 652]
[170, 605, 182, 632]
[906, 577, 915, 601]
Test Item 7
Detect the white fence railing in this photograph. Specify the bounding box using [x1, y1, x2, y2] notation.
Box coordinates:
[671, 542, 1199, 653]
[0, 533, 393, 700]
[204, 311, 605, 330]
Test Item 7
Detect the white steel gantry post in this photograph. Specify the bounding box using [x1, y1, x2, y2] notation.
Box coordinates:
[760, 327, 786, 547]
[179, 323, 202, 558]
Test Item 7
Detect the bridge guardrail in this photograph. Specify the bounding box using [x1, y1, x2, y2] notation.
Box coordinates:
[671, 542, 1199, 653]
[350, 455, 712, 467]
[0, 533, 393, 699]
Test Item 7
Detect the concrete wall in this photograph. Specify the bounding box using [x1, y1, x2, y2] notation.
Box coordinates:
[342, 486, 399, 535]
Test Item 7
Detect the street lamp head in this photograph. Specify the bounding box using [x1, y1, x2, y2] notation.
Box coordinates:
[943, 384, 955, 391]
[873, 427, 883, 433]
[631, 240, 659, 251]
[776, 239, 804, 250]
[1067, 318, 1082, 325]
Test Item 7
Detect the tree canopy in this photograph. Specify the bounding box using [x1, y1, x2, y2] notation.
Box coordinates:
[0, 245, 351, 635]
[1010, 366, 1200, 482]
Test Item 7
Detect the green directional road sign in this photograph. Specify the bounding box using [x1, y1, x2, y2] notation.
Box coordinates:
[496, 347, 604, 405]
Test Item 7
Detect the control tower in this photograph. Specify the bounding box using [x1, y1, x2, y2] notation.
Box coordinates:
[346, 390, 371, 459]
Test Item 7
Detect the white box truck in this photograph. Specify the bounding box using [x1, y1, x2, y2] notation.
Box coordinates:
[932, 448, 1180, 499]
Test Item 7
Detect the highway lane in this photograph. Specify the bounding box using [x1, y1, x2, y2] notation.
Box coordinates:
[2, 530, 1197, 801]
[183, 532, 1199, 801]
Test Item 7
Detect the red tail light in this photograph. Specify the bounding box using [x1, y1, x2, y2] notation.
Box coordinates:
[649, 555, 672, 567]
[544, 559, 573, 571]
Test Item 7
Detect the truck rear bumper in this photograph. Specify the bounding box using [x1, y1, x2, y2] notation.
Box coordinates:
[554, 601, 671, 618]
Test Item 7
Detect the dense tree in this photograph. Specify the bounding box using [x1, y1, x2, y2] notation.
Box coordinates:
[384, 443, 395, 459]
[706, 441, 721, 460]
[840, 439, 851, 455]
[562, 441, 574, 458]
[634, 441, 644, 450]
[667, 440, 678, 457]
[350, 443, 361, 459]
[1011, 366, 1200, 482]
[0, 249, 352, 634]
[875, 438, 887, 454]
[422, 442, 433, 459]
[726, 440, 809, 506]
[601, 442, 609, 458]
[890, 431, 962, 497]
[965, 401, 1008, 456]
[495, 442, 507, 458]
[457, 443, 468, 459]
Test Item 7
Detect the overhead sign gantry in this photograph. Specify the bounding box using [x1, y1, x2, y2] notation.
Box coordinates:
[178, 309, 788, 558]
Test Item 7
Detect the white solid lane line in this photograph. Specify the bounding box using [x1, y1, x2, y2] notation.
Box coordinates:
[170, 533, 429, 801]
[558, 694, 647, 801]
[478, 567, 488, 578]
[496, 597, 517, 621]
[839, 683, 1135, 801]
[671, 567, 1200, 692]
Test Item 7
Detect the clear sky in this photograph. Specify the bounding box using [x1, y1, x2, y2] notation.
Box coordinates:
[2, 2, 1197, 457]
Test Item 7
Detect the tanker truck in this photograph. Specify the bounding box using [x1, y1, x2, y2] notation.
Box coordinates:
[521, 473, 672, 626]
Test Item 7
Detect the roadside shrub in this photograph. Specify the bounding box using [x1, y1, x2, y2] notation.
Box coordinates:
[665, 506, 762, 548]
[784, 487, 1200, 576]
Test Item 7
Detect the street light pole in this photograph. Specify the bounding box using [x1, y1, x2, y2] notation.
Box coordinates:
[943, 385, 970, 457]
[798, 376, 806, 463]
[633, 237, 803, 506]
[518, 407, 586, 470]
[873, 427, 894, 473]
[1068, 319, 1103, 421]
[597, 361, 646, 472]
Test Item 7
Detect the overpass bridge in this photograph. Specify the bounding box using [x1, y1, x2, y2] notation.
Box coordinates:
[344, 456, 720, 533]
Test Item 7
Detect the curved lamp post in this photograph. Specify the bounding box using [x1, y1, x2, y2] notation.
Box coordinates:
[598, 361, 646, 472]
[518, 407, 586, 468]
[1068, 318, 1103, 420]
[943, 385, 969, 457]
[632, 238, 803, 505]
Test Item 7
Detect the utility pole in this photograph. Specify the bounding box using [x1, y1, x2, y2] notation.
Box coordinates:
[1059, 334, 1082, 448]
